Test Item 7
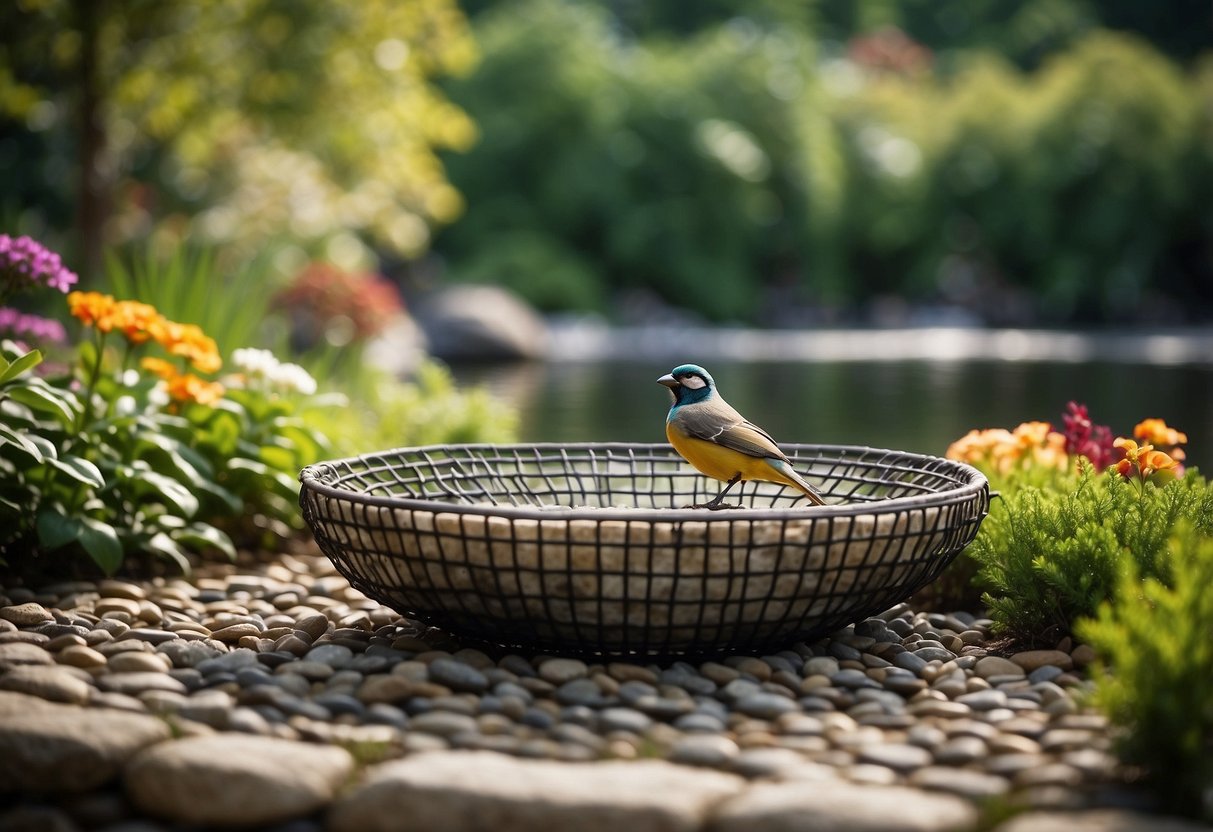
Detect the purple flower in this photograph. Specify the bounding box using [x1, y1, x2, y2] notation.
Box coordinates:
[0, 307, 68, 344]
[0, 234, 79, 301]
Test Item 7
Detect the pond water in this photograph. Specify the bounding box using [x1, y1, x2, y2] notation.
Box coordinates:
[448, 329, 1213, 473]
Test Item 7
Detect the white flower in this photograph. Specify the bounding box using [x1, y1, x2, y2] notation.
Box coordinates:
[232, 348, 279, 378]
[229, 347, 317, 395]
[270, 362, 317, 395]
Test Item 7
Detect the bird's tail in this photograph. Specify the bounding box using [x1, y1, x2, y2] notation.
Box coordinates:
[771, 459, 828, 506]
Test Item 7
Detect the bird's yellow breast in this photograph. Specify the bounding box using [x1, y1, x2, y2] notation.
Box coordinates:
[666, 422, 786, 484]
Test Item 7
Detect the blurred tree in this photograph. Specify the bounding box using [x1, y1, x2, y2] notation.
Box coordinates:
[437, 1, 1212, 325]
[0, 0, 477, 277]
[436, 0, 821, 322]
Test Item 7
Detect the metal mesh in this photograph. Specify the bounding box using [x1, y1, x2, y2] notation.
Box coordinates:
[300, 443, 989, 658]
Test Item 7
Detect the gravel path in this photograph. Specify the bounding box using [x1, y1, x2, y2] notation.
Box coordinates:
[0, 542, 1206, 831]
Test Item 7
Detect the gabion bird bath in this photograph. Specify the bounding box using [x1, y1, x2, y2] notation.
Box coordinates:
[299, 443, 989, 658]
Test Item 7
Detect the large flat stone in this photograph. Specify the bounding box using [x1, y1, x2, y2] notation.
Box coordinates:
[706, 781, 978, 832]
[992, 810, 1213, 832]
[329, 751, 746, 832]
[0, 691, 170, 793]
[125, 734, 354, 827]
[0, 665, 93, 704]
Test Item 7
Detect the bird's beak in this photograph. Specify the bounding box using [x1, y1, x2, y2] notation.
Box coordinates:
[657, 373, 679, 389]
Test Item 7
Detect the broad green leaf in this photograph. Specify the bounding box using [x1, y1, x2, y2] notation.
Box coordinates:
[260, 444, 297, 472]
[0, 349, 41, 384]
[26, 434, 59, 462]
[6, 381, 78, 426]
[201, 411, 240, 456]
[176, 522, 237, 561]
[193, 478, 243, 515]
[36, 509, 82, 549]
[226, 457, 299, 496]
[78, 517, 123, 575]
[49, 456, 105, 489]
[134, 430, 208, 481]
[130, 470, 199, 517]
[0, 423, 44, 462]
[145, 531, 192, 574]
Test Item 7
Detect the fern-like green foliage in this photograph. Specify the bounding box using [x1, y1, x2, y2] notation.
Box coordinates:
[969, 463, 1213, 644]
[1077, 525, 1213, 821]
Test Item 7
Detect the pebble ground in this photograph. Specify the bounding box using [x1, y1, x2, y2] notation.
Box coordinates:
[0, 541, 1205, 831]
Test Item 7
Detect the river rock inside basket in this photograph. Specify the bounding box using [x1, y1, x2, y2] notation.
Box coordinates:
[315, 495, 950, 649]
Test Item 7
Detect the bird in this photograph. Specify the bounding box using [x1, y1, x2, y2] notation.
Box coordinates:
[658, 363, 828, 510]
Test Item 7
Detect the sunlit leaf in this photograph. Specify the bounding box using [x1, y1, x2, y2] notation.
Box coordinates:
[4, 382, 77, 426]
[0, 349, 42, 384]
[145, 531, 192, 574]
[49, 455, 106, 489]
[128, 470, 200, 517]
[0, 423, 44, 462]
[175, 522, 237, 561]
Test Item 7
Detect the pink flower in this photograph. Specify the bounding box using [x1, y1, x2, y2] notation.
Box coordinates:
[0, 307, 68, 343]
[1061, 401, 1115, 469]
[0, 235, 79, 301]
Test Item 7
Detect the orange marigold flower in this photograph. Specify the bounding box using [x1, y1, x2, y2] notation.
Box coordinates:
[111, 300, 162, 344]
[947, 422, 1068, 473]
[1134, 418, 1187, 448]
[1133, 417, 1187, 464]
[69, 292, 167, 345]
[140, 356, 177, 380]
[150, 319, 222, 373]
[68, 291, 118, 331]
[164, 372, 225, 406]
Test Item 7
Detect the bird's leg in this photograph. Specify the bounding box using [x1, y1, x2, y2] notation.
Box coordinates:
[695, 473, 742, 510]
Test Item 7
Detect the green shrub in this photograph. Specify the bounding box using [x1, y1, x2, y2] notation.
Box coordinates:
[310, 361, 517, 457]
[0, 292, 331, 577]
[437, 10, 1213, 323]
[1078, 525, 1213, 821]
[969, 463, 1213, 644]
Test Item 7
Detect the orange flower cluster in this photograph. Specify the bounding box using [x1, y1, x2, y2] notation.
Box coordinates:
[946, 421, 1069, 474]
[1113, 437, 1181, 485]
[68, 291, 224, 407]
[68, 291, 221, 375]
[949, 414, 1191, 483]
[148, 320, 222, 374]
[67, 292, 160, 344]
[1133, 418, 1187, 464]
[141, 357, 225, 407]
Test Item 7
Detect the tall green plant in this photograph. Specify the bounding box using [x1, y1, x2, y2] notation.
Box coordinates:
[1078, 525, 1213, 821]
[103, 247, 285, 358]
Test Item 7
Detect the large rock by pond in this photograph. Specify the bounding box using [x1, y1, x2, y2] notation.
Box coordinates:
[415, 284, 549, 361]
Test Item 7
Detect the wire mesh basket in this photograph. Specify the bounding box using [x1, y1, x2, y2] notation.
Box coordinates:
[300, 443, 989, 658]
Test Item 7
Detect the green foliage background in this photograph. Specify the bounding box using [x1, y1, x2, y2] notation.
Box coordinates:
[435, 0, 1213, 324]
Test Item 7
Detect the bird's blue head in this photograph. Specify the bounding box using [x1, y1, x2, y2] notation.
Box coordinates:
[658, 363, 715, 408]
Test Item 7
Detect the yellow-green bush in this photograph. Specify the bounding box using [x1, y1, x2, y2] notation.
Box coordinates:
[1078, 525, 1213, 821]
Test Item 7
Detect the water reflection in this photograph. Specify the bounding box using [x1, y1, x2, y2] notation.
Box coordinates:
[451, 358, 1213, 472]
